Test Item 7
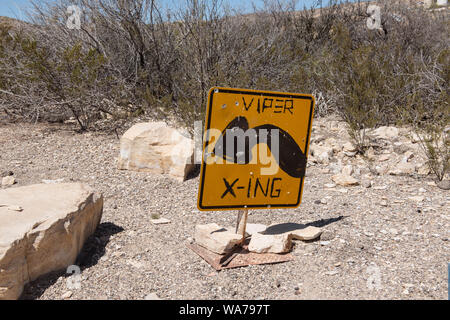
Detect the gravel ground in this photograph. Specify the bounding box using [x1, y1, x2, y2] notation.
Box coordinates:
[0, 119, 448, 300]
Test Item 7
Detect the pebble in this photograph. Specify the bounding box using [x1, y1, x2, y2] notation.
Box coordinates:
[324, 270, 339, 276]
[361, 180, 372, 188]
[62, 291, 73, 299]
[144, 293, 161, 300]
[320, 230, 335, 241]
[436, 180, 450, 190]
[1, 176, 16, 186]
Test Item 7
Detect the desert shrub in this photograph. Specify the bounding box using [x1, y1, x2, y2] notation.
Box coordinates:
[0, 0, 448, 164]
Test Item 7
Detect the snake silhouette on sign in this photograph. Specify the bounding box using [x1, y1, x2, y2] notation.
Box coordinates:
[208, 116, 307, 178]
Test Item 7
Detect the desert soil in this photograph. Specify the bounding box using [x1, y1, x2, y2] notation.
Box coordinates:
[0, 117, 448, 300]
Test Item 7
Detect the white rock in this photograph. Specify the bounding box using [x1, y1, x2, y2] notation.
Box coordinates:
[248, 232, 292, 254]
[370, 126, 399, 140]
[401, 151, 414, 163]
[62, 291, 73, 299]
[1, 176, 15, 186]
[145, 292, 161, 300]
[408, 196, 424, 202]
[291, 226, 322, 241]
[342, 141, 356, 152]
[194, 223, 241, 254]
[341, 165, 353, 176]
[332, 173, 359, 186]
[366, 147, 376, 160]
[417, 164, 431, 175]
[361, 180, 372, 188]
[309, 144, 333, 164]
[378, 154, 390, 162]
[150, 217, 171, 225]
[117, 122, 195, 181]
[389, 162, 416, 175]
[0, 183, 103, 300]
[324, 183, 336, 188]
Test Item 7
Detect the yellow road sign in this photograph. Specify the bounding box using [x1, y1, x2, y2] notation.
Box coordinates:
[198, 87, 315, 211]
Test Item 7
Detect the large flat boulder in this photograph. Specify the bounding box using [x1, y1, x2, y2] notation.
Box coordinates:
[117, 122, 195, 181]
[0, 183, 103, 300]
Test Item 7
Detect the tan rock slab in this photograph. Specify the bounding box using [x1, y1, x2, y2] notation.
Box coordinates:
[248, 233, 292, 254]
[194, 223, 242, 255]
[117, 122, 195, 181]
[331, 173, 359, 186]
[0, 183, 103, 300]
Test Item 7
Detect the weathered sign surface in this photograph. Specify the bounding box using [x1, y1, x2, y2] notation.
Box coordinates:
[198, 87, 315, 211]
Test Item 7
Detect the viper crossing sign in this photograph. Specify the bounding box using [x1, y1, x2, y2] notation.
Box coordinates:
[197, 87, 315, 211]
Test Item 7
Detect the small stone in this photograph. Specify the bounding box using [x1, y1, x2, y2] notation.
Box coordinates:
[366, 147, 376, 160]
[331, 173, 359, 186]
[343, 151, 357, 157]
[150, 217, 171, 225]
[1, 176, 16, 186]
[389, 162, 416, 175]
[389, 228, 398, 235]
[324, 270, 339, 276]
[380, 200, 388, 207]
[1, 171, 13, 177]
[144, 293, 161, 300]
[7, 205, 23, 212]
[436, 180, 450, 190]
[62, 291, 73, 299]
[417, 165, 430, 175]
[319, 241, 330, 246]
[324, 183, 336, 188]
[361, 180, 372, 188]
[393, 144, 408, 155]
[341, 165, 353, 176]
[342, 142, 356, 152]
[371, 126, 399, 140]
[401, 151, 414, 163]
[320, 230, 335, 241]
[378, 154, 390, 162]
[408, 196, 424, 202]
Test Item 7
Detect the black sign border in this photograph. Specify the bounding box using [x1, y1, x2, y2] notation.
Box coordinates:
[198, 87, 315, 210]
